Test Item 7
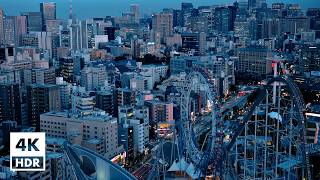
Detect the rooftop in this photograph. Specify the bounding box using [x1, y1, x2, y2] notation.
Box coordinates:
[46, 137, 67, 145]
[42, 110, 116, 122]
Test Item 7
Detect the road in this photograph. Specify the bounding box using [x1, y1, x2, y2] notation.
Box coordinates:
[193, 94, 249, 136]
[133, 163, 152, 180]
[220, 95, 248, 114]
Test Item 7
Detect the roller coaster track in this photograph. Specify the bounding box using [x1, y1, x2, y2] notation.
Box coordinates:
[225, 76, 311, 180]
[180, 70, 311, 179]
[150, 70, 313, 180]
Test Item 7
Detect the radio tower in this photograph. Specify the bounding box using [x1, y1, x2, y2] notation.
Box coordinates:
[69, 0, 73, 19]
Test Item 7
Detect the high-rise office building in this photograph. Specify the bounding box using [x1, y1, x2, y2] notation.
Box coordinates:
[152, 12, 173, 43]
[130, 4, 140, 23]
[56, 77, 72, 110]
[46, 19, 61, 34]
[23, 68, 56, 86]
[96, 88, 115, 117]
[27, 84, 61, 131]
[117, 106, 134, 158]
[80, 20, 88, 49]
[307, 8, 320, 38]
[3, 15, 27, 46]
[272, 3, 285, 11]
[73, 54, 85, 76]
[104, 27, 116, 41]
[1, 120, 17, 153]
[79, 19, 96, 49]
[21, 12, 42, 32]
[181, 3, 193, 27]
[116, 88, 136, 106]
[0, 46, 5, 63]
[0, 83, 21, 125]
[262, 18, 280, 39]
[285, 4, 302, 17]
[214, 6, 237, 33]
[172, 9, 183, 27]
[118, 105, 150, 155]
[0, 46, 15, 64]
[80, 65, 108, 91]
[3, 16, 16, 45]
[40, 2, 56, 31]
[21, 32, 53, 57]
[115, 88, 136, 117]
[181, 32, 206, 55]
[15, 16, 27, 46]
[188, 15, 208, 33]
[236, 46, 273, 78]
[59, 27, 71, 48]
[234, 17, 249, 45]
[59, 57, 74, 83]
[181, 3, 193, 12]
[21, 33, 39, 47]
[0, 8, 4, 44]
[248, 17, 262, 40]
[68, 18, 82, 50]
[181, 2, 193, 25]
[248, 0, 266, 10]
[299, 45, 320, 74]
[280, 17, 310, 34]
[131, 38, 140, 59]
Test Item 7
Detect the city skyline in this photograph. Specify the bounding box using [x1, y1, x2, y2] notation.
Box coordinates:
[0, 0, 319, 19]
[0, 0, 319, 179]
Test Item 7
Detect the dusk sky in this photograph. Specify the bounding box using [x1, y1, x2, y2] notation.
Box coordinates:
[0, 0, 319, 19]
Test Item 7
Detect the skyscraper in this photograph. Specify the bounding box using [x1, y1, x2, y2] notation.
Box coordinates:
[181, 2, 193, 26]
[46, 19, 61, 34]
[69, 18, 81, 50]
[152, 12, 173, 43]
[59, 57, 74, 83]
[248, 0, 266, 9]
[40, 2, 56, 31]
[299, 45, 320, 74]
[0, 83, 21, 125]
[0, 8, 4, 45]
[181, 3, 193, 12]
[27, 84, 61, 131]
[214, 6, 236, 33]
[3, 16, 15, 45]
[181, 32, 206, 55]
[104, 26, 116, 41]
[131, 38, 140, 59]
[1, 15, 27, 46]
[21, 12, 42, 32]
[15, 15, 27, 46]
[280, 17, 310, 34]
[130, 4, 139, 23]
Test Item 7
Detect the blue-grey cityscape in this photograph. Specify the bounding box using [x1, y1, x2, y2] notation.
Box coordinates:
[0, 0, 319, 179]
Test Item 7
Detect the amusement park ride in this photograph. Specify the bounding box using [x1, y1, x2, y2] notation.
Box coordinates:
[149, 62, 320, 179]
